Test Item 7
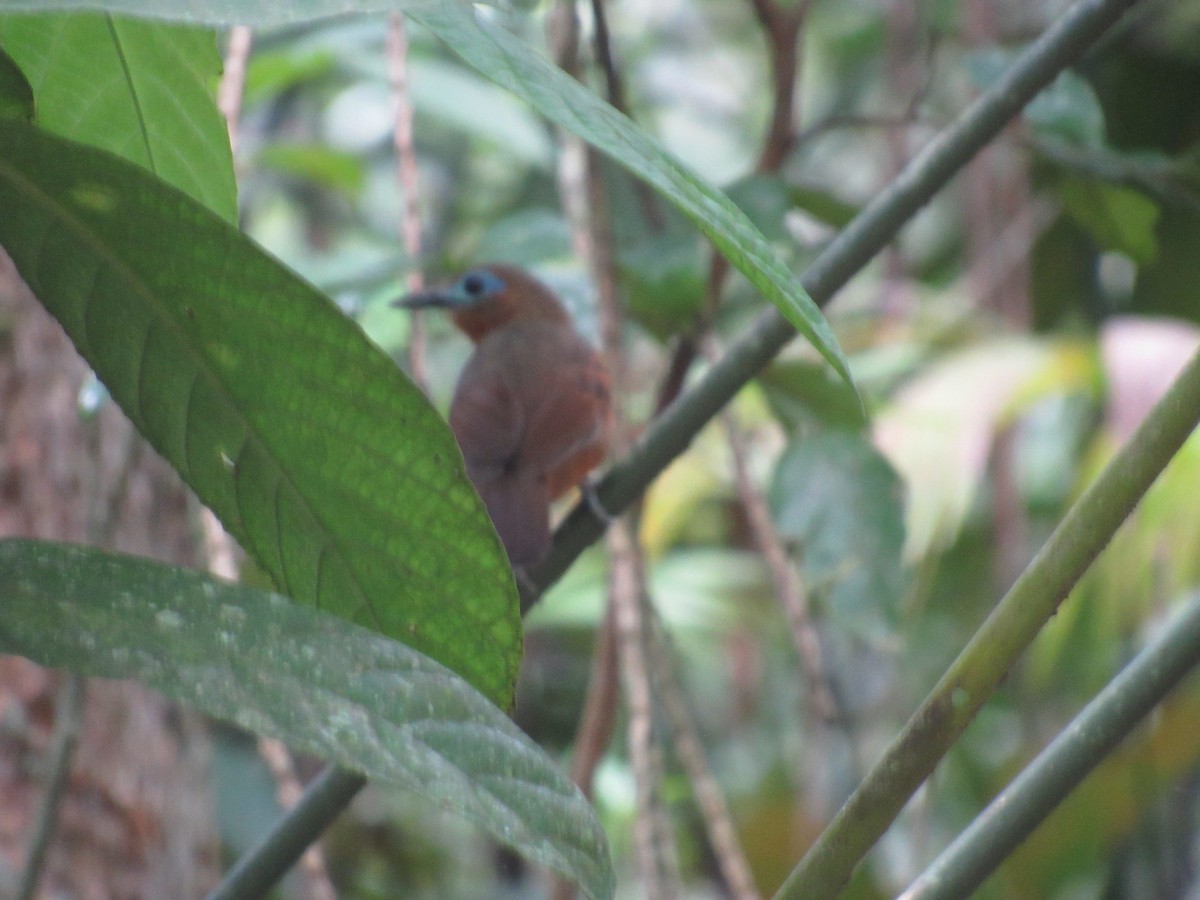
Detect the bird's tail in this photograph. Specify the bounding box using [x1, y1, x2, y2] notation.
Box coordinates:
[476, 476, 552, 568]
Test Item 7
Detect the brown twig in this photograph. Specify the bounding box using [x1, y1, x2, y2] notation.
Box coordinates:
[718, 396, 841, 726]
[589, 0, 666, 230]
[647, 611, 761, 900]
[791, 111, 935, 153]
[567, 602, 621, 800]
[217, 26, 254, 157]
[611, 519, 681, 898]
[653, 0, 811, 415]
[16, 675, 85, 900]
[746, 0, 814, 171]
[388, 12, 429, 391]
[547, 8, 639, 898]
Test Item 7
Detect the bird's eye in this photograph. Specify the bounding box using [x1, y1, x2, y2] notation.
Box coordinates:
[462, 273, 486, 296]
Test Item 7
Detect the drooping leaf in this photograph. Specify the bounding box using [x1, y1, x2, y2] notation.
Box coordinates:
[760, 359, 868, 430]
[874, 337, 1097, 561]
[1059, 174, 1160, 265]
[619, 230, 705, 342]
[0, 120, 520, 707]
[0, 539, 613, 900]
[770, 429, 906, 634]
[0, 0, 857, 393]
[256, 141, 367, 195]
[0, 12, 236, 221]
[726, 174, 796, 244]
[406, 55, 554, 168]
[787, 181, 860, 229]
[0, 43, 32, 120]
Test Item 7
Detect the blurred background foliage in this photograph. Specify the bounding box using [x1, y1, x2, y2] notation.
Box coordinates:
[221, 0, 1200, 896]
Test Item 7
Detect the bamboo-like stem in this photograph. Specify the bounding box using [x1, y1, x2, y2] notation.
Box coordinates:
[207, 1, 1145, 895]
[531, 0, 1144, 601]
[899, 590, 1200, 900]
[775, 345, 1200, 897]
[206, 768, 367, 900]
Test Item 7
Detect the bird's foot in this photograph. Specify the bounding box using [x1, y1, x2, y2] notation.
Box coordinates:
[579, 477, 616, 525]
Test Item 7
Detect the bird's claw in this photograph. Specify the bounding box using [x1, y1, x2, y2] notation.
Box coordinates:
[580, 477, 615, 525]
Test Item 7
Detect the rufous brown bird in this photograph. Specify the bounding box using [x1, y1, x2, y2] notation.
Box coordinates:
[395, 263, 612, 567]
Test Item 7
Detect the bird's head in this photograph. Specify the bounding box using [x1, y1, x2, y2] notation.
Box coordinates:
[394, 263, 569, 342]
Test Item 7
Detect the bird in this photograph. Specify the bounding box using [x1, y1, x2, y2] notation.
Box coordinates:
[395, 263, 612, 568]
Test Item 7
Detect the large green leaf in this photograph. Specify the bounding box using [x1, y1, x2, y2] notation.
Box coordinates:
[0, 43, 32, 120]
[770, 429, 907, 634]
[0, 120, 520, 707]
[0, 12, 236, 221]
[0, 0, 856, 391]
[0, 539, 613, 900]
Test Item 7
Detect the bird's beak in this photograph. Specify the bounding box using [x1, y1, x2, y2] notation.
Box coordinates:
[391, 288, 454, 310]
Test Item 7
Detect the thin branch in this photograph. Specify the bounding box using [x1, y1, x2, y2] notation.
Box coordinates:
[551, 603, 620, 900]
[1033, 136, 1200, 217]
[792, 112, 935, 151]
[611, 519, 680, 898]
[256, 738, 336, 900]
[745, 0, 811, 172]
[16, 674, 85, 900]
[550, 10, 651, 900]
[528, 0, 1145, 606]
[900, 590, 1200, 900]
[589, 0, 665, 230]
[648, 611, 761, 900]
[567, 602, 621, 800]
[206, 3, 1146, 895]
[551, 0, 637, 802]
[388, 12, 429, 391]
[207, 769, 367, 900]
[717, 392, 840, 727]
[218, 26, 254, 157]
[215, 30, 340, 899]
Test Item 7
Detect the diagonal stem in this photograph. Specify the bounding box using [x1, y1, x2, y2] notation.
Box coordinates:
[528, 0, 1145, 603]
[210, 1, 1148, 895]
[775, 344, 1200, 898]
[899, 590, 1200, 900]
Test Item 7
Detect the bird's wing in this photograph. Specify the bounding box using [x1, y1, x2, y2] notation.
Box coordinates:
[519, 337, 612, 498]
[448, 352, 525, 482]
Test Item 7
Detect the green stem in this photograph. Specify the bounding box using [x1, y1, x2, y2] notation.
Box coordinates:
[774, 346, 1200, 898]
[899, 590, 1200, 900]
[18, 674, 86, 900]
[532, 0, 1146, 600]
[206, 767, 366, 900]
[213, 0, 1149, 893]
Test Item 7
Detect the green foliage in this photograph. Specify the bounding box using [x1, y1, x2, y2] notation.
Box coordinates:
[0, 540, 613, 900]
[4, 1, 1200, 898]
[770, 430, 907, 634]
[0, 43, 32, 120]
[620, 231, 706, 342]
[0, 11, 236, 220]
[0, 120, 521, 706]
[1059, 175, 1159, 264]
[0, 0, 857, 391]
[760, 360, 868, 430]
